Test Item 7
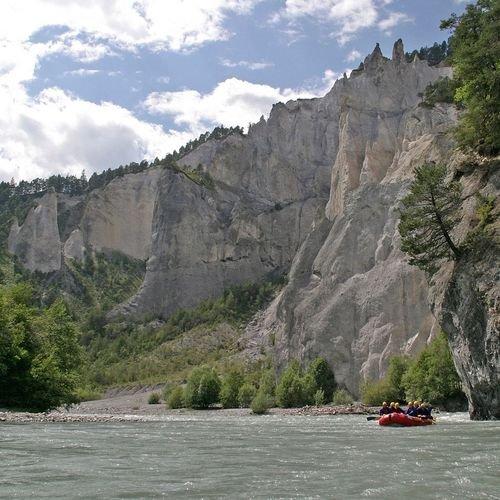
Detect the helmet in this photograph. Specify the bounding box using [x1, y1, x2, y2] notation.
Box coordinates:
[395, 403, 400, 408]
[382, 401, 388, 406]
[390, 402, 396, 407]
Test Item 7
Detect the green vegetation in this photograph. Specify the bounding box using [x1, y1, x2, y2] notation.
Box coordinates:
[0, 284, 83, 411]
[332, 388, 354, 406]
[148, 392, 161, 404]
[82, 278, 284, 389]
[167, 386, 185, 409]
[184, 366, 221, 409]
[360, 333, 465, 408]
[441, 0, 500, 155]
[313, 389, 325, 406]
[405, 40, 451, 66]
[306, 357, 337, 400]
[399, 163, 462, 273]
[402, 333, 465, 406]
[238, 383, 257, 407]
[251, 391, 273, 414]
[220, 368, 245, 408]
[421, 77, 459, 107]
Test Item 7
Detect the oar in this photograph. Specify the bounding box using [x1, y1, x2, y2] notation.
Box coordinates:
[366, 416, 380, 421]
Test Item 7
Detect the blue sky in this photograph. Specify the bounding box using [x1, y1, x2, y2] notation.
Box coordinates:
[0, 0, 467, 182]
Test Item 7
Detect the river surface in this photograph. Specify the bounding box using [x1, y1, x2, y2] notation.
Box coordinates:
[1, 412, 499, 499]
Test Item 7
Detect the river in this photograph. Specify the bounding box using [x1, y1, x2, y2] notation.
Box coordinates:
[1, 412, 499, 499]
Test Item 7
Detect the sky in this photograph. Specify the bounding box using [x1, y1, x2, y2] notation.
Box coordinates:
[0, 0, 467, 182]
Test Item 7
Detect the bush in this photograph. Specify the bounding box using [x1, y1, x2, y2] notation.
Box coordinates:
[421, 77, 458, 107]
[276, 361, 306, 408]
[402, 332, 465, 406]
[167, 386, 185, 409]
[313, 389, 325, 406]
[360, 379, 398, 406]
[332, 388, 354, 405]
[305, 357, 336, 398]
[258, 369, 276, 396]
[386, 356, 411, 402]
[148, 392, 161, 404]
[184, 366, 221, 409]
[238, 383, 257, 407]
[251, 391, 273, 414]
[220, 369, 244, 408]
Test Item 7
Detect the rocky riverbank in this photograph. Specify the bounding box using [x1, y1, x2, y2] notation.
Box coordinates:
[1, 399, 379, 423]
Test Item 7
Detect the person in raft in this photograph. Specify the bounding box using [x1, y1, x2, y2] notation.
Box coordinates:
[379, 402, 391, 415]
[417, 402, 433, 419]
[405, 401, 415, 415]
[393, 402, 404, 413]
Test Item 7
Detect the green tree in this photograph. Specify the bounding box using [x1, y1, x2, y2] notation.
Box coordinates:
[184, 366, 221, 409]
[386, 356, 411, 403]
[305, 357, 336, 399]
[402, 332, 465, 406]
[251, 390, 273, 414]
[238, 383, 257, 407]
[258, 369, 276, 396]
[441, 0, 500, 154]
[276, 361, 305, 408]
[0, 284, 83, 411]
[399, 163, 462, 273]
[220, 369, 244, 408]
[332, 388, 354, 405]
[167, 386, 185, 409]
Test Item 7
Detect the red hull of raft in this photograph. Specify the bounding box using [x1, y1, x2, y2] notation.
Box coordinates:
[378, 413, 433, 427]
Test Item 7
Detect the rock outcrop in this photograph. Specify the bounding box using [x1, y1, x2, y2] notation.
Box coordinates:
[8, 168, 161, 270]
[430, 162, 499, 419]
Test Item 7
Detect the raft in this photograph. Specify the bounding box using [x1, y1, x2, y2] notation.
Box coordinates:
[378, 413, 434, 427]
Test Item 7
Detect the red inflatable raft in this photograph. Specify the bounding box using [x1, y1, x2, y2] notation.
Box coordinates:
[379, 413, 434, 427]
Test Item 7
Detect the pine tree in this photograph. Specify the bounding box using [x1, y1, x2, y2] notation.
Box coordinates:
[399, 163, 462, 273]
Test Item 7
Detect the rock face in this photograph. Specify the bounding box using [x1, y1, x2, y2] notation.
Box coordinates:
[248, 43, 456, 396]
[8, 169, 161, 270]
[429, 163, 499, 419]
[8, 190, 61, 273]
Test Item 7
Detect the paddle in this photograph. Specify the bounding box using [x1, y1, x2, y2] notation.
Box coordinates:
[366, 416, 380, 421]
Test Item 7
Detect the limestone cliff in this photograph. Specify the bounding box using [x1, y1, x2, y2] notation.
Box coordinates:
[7, 168, 161, 269]
[429, 160, 499, 419]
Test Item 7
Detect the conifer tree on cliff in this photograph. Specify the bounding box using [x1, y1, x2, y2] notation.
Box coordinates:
[398, 163, 462, 273]
[441, 0, 500, 155]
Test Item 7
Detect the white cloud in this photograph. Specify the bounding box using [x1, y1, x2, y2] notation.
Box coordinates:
[143, 71, 340, 132]
[220, 58, 274, 70]
[345, 49, 361, 62]
[1, 0, 261, 51]
[0, 86, 194, 182]
[378, 11, 412, 33]
[282, 0, 379, 44]
[64, 69, 101, 77]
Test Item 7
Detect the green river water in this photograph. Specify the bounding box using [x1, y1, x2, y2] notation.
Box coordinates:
[1, 412, 499, 499]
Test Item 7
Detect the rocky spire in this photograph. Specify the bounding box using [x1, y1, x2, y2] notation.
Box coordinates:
[363, 43, 385, 70]
[392, 38, 405, 63]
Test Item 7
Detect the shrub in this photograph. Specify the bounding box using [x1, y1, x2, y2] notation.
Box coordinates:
[251, 391, 273, 414]
[167, 386, 185, 409]
[360, 379, 398, 406]
[420, 77, 458, 107]
[386, 356, 411, 402]
[276, 361, 305, 408]
[220, 369, 244, 408]
[313, 389, 325, 406]
[184, 366, 221, 409]
[238, 383, 257, 407]
[258, 369, 276, 396]
[148, 392, 161, 404]
[402, 332, 465, 406]
[305, 357, 336, 398]
[332, 388, 354, 405]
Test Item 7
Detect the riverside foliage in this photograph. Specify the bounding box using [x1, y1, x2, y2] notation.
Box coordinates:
[360, 332, 465, 408]
[0, 284, 83, 411]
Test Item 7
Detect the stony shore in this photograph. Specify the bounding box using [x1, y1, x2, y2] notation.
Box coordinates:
[1, 393, 379, 423]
